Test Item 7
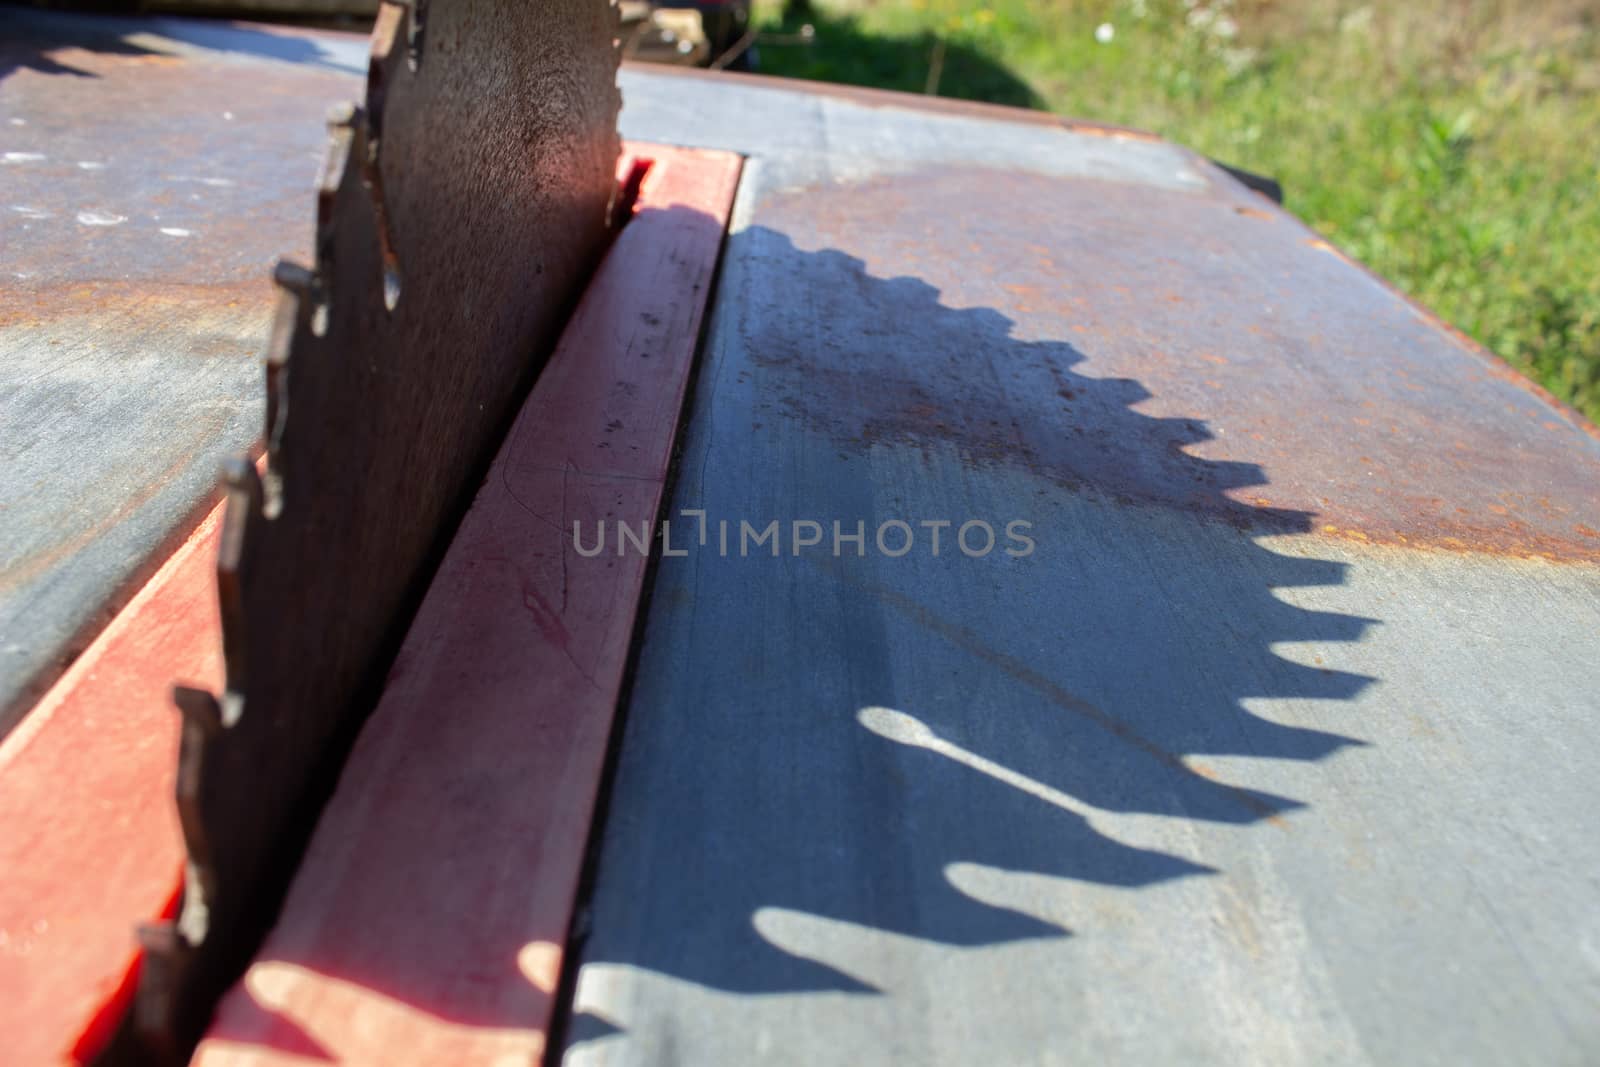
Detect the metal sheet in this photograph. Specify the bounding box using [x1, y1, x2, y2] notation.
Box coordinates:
[567, 70, 1600, 1064]
[0, 9, 364, 732]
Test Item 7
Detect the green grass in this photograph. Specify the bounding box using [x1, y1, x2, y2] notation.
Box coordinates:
[753, 0, 1600, 423]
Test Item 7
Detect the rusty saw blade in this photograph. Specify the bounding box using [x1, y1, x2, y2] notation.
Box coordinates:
[125, 1, 622, 1059]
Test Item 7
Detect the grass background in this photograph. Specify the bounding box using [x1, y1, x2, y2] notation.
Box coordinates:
[749, 0, 1600, 423]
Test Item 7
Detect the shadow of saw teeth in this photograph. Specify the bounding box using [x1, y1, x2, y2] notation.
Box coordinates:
[128, 0, 623, 1059]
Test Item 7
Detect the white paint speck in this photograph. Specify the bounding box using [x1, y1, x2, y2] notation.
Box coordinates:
[76, 210, 127, 227]
[160, 227, 193, 237]
[7, 118, 25, 127]
[222, 111, 235, 121]
[2, 152, 45, 164]
[170, 175, 236, 187]
[76, 161, 106, 170]
[11, 205, 50, 219]
[1095, 22, 1115, 44]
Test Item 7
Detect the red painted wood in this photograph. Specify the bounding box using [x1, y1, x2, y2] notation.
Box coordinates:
[195, 143, 741, 1066]
[0, 504, 223, 1065]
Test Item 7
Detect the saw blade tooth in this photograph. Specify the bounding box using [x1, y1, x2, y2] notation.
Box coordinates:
[364, 7, 409, 312]
[408, 0, 429, 69]
[270, 258, 315, 350]
[310, 114, 356, 341]
[216, 457, 262, 700]
[367, 4, 406, 139]
[316, 125, 355, 241]
[217, 456, 262, 569]
[169, 683, 231, 983]
[325, 99, 357, 129]
[377, 0, 429, 70]
[355, 91, 403, 311]
[271, 258, 316, 297]
[263, 366, 288, 518]
[315, 110, 356, 283]
[265, 263, 313, 518]
[320, 94, 358, 267]
[134, 920, 195, 1062]
[172, 685, 223, 913]
[316, 115, 354, 241]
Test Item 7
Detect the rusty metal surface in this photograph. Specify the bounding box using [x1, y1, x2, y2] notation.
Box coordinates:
[756, 168, 1600, 561]
[0, 9, 364, 734]
[127, 1, 622, 1060]
[614, 67, 1600, 563]
[565, 70, 1600, 1064]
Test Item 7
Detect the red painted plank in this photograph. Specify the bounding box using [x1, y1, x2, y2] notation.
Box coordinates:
[0, 504, 224, 1065]
[195, 143, 741, 1066]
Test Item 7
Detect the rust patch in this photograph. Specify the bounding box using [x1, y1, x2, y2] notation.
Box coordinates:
[1056, 118, 1163, 142]
[0, 280, 271, 330]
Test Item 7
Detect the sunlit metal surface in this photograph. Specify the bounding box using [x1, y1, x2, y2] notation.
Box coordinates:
[0, 10, 362, 729]
[564, 69, 1600, 1064]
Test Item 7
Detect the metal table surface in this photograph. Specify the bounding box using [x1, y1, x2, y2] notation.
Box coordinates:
[561, 67, 1600, 1065]
[0, 9, 364, 730]
[2, 12, 1598, 1063]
